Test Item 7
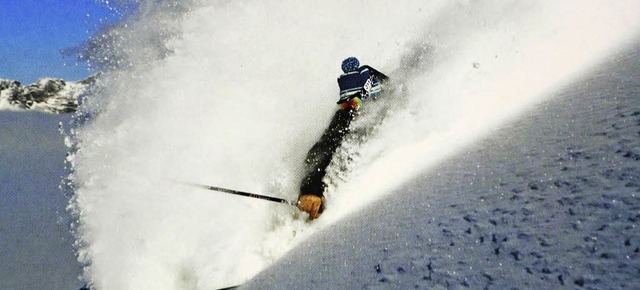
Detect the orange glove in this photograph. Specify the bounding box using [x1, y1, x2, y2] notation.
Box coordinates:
[298, 194, 323, 220]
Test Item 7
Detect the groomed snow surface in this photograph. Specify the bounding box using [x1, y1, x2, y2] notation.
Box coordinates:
[66, 1, 640, 289]
[244, 44, 640, 290]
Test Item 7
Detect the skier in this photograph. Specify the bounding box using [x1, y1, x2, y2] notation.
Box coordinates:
[297, 57, 387, 219]
[336, 56, 385, 110]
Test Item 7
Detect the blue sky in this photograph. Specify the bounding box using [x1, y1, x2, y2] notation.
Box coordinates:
[0, 1, 124, 83]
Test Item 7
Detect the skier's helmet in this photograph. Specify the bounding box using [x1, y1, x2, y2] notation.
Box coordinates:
[341, 57, 360, 73]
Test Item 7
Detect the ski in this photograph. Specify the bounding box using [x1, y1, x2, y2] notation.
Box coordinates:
[216, 284, 240, 290]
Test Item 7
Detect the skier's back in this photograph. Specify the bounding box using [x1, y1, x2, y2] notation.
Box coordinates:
[336, 57, 385, 110]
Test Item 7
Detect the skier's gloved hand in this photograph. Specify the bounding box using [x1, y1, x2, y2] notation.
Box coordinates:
[298, 194, 323, 220]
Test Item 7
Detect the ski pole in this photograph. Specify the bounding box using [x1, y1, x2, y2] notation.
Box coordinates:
[177, 181, 298, 206]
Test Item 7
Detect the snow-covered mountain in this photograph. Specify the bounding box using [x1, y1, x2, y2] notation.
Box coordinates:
[0, 77, 90, 114]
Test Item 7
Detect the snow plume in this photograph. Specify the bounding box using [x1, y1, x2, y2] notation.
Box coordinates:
[325, 1, 640, 220]
[67, 1, 640, 289]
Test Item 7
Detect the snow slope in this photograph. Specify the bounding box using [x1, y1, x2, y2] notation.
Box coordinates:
[244, 40, 640, 290]
[0, 112, 81, 290]
[66, 1, 640, 289]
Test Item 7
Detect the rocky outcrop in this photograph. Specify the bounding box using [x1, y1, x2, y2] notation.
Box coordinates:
[0, 77, 92, 114]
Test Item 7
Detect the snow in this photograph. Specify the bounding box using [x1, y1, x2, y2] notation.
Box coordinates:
[243, 44, 640, 289]
[0, 97, 19, 111]
[0, 79, 23, 111]
[0, 111, 82, 290]
[0, 78, 87, 113]
[64, 1, 640, 289]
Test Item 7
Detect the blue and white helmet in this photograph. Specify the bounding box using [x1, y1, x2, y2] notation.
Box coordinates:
[341, 57, 360, 73]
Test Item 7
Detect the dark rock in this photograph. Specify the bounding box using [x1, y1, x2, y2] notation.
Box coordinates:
[623, 151, 640, 160]
[600, 253, 614, 259]
[510, 250, 521, 261]
[558, 275, 565, 285]
[530, 251, 543, 258]
[463, 214, 476, 222]
[517, 233, 530, 240]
